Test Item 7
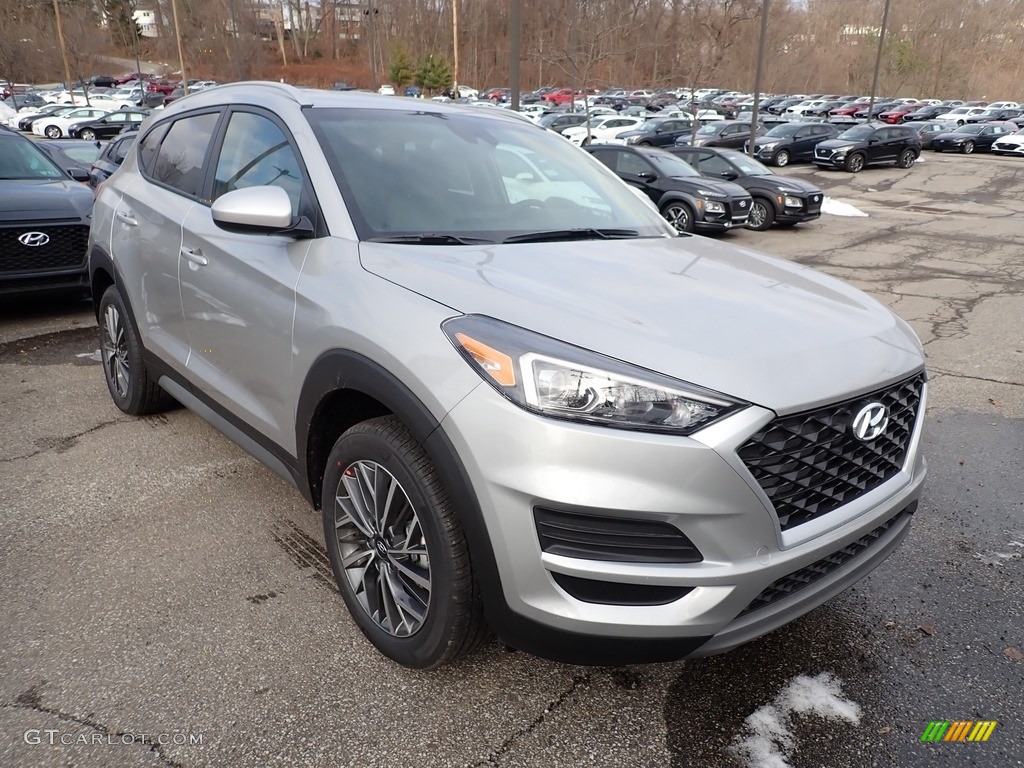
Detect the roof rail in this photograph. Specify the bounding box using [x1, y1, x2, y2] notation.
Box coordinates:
[211, 80, 314, 107]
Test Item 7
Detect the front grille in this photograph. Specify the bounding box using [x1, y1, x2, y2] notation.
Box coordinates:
[0, 223, 89, 274]
[738, 507, 912, 617]
[738, 373, 925, 530]
[534, 507, 702, 564]
[805, 193, 823, 213]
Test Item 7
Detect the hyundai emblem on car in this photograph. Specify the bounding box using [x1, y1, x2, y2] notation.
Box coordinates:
[852, 402, 889, 441]
[18, 232, 50, 247]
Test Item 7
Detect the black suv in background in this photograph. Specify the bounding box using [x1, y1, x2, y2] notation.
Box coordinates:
[669, 147, 824, 231]
[586, 145, 751, 233]
[537, 112, 588, 135]
[748, 122, 839, 166]
[814, 123, 921, 172]
[0, 131, 93, 294]
[615, 117, 693, 147]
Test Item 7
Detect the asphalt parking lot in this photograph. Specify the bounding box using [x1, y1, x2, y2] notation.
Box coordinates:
[1, 153, 1022, 768]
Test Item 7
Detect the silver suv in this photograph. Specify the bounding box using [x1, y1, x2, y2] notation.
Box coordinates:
[89, 83, 927, 669]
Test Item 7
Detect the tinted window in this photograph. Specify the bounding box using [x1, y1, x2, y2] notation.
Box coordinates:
[136, 122, 169, 174]
[695, 153, 733, 176]
[111, 136, 135, 163]
[149, 112, 220, 197]
[213, 111, 304, 215]
[616, 151, 654, 176]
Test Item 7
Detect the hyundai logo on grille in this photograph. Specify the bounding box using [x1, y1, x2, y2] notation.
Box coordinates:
[852, 402, 889, 441]
[739, 200, 748, 208]
[18, 231, 50, 247]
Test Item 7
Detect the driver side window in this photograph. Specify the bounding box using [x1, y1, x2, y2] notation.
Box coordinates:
[213, 111, 304, 216]
[616, 151, 654, 176]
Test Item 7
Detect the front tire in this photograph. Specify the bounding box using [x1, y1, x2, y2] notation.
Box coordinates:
[660, 201, 696, 233]
[747, 197, 776, 231]
[773, 149, 790, 167]
[98, 286, 174, 415]
[896, 148, 917, 168]
[844, 152, 865, 173]
[322, 416, 486, 669]
[80, 128, 97, 141]
[44, 125, 61, 138]
[961, 141, 974, 154]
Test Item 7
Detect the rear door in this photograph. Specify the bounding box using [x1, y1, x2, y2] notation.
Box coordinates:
[110, 110, 222, 373]
[178, 108, 317, 450]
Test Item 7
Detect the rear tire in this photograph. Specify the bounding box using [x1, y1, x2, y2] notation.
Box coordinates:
[98, 286, 175, 415]
[322, 416, 487, 669]
[896, 149, 917, 168]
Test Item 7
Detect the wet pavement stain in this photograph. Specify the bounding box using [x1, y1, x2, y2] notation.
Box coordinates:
[0, 326, 98, 366]
[271, 519, 338, 592]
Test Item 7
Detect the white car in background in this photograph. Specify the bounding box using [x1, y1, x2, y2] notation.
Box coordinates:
[377, 84, 395, 96]
[987, 101, 1019, 111]
[786, 99, 830, 117]
[456, 85, 478, 99]
[33, 107, 111, 138]
[935, 106, 988, 125]
[991, 128, 1024, 156]
[562, 115, 645, 146]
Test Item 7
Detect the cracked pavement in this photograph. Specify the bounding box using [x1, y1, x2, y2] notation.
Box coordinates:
[1, 153, 1022, 767]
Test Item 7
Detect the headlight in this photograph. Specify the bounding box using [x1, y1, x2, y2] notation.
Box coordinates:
[834, 148, 848, 157]
[704, 201, 726, 213]
[624, 135, 640, 144]
[783, 196, 802, 208]
[760, 141, 779, 150]
[443, 315, 746, 435]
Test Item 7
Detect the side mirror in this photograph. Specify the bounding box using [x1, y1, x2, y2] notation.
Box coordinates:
[211, 186, 311, 238]
[67, 167, 90, 182]
[721, 171, 738, 181]
[636, 171, 657, 182]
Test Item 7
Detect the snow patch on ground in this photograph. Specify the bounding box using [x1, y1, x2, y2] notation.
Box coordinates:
[822, 197, 869, 217]
[728, 672, 862, 768]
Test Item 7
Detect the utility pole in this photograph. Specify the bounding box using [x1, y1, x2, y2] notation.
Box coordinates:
[228, 0, 243, 80]
[510, 0, 520, 110]
[748, 0, 770, 157]
[452, 0, 459, 96]
[52, 0, 74, 96]
[866, 0, 893, 122]
[170, 0, 189, 94]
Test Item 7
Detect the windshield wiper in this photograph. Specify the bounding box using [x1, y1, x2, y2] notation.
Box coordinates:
[367, 234, 496, 245]
[503, 228, 640, 244]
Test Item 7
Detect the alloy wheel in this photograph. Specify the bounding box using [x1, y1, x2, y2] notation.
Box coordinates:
[333, 461, 431, 637]
[45, 125, 60, 138]
[748, 201, 767, 229]
[81, 129, 96, 141]
[775, 149, 790, 167]
[962, 141, 974, 154]
[102, 304, 130, 399]
[662, 203, 692, 233]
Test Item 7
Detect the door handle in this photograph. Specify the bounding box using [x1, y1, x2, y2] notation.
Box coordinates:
[115, 209, 137, 227]
[180, 246, 208, 266]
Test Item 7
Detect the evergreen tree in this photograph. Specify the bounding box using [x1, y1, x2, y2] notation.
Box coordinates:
[388, 45, 415, 90]
[414, 54, 452, 95]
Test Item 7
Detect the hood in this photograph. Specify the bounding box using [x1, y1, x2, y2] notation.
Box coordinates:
[994, 135, 1024, 145]
[816, 138, 861, 150]
[932, 132, 971, 142]
[0, 179, 94, 222]
[359, 237, 923, 413]
[740, 175, 821, 195]
[672, 176, 750, 198]
[753, 135, 796, 147]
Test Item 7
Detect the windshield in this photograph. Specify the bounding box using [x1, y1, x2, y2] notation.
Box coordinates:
[837, 125, 876, 140]
[306, 108, 672, 241]
[645, 151, 700, 177]
[0, 138, 68, 180]
[953, 125, 985, 134]
[720, 151, 772, 176]
[764, 124, 801, 138]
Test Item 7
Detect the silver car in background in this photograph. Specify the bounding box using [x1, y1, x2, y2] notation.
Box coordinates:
[88, 83, 927, 669]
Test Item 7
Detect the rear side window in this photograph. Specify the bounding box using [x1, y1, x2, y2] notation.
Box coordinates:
[137, 122, 169, 174]
[148, 112, 220, 197]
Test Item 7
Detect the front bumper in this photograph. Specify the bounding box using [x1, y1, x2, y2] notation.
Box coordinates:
[814, 148, 851, 168]
[441, 377, 927, 663]
[695, 196, 752, 231]
[775, 192, 823, 224]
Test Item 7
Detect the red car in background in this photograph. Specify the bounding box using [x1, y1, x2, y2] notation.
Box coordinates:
[828, 103, 862, 119]
[146, 80, 177, 95]
[544, 88, 582, 105]
[116, 72, 151, 85]
[878, 105, 920, 124]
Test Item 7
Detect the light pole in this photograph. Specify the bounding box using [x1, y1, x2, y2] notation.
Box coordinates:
[510, 0, 520, 110]
[866, 0, 893, 122]
[748, 0, 770, 157]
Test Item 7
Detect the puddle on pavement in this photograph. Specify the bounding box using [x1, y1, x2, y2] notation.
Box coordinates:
[0, 326, 100, 366]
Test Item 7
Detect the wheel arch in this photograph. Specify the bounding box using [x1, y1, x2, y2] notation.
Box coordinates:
[296, 350, 507, 623]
